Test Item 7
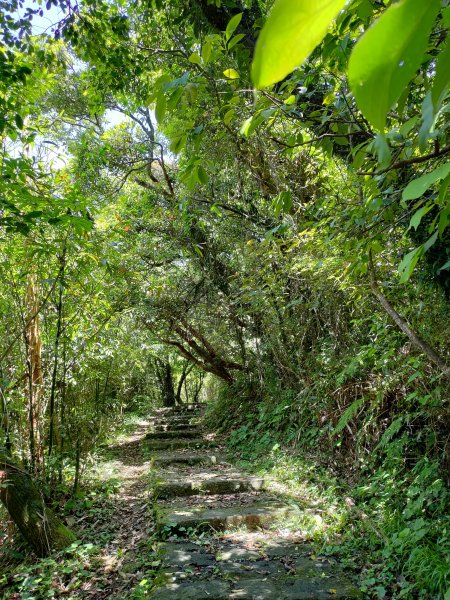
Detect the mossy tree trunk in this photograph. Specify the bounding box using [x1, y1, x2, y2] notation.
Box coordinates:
[0, 450, 76, 557]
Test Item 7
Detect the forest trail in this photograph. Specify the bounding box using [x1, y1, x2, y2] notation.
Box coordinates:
[147, 406, 360, 600]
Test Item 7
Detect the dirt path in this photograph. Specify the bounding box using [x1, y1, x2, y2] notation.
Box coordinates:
[78, 419, 153, 599]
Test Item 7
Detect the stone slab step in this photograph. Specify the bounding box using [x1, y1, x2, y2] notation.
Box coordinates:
[146, 438, 216, 451]
[149, 420, 199, 430]
[150, 413, 202, 423]
[154, 476, 265, 499]
[154, 423, 199, 432]
[149, 539, 360, 599]
[145, 429, 200, 440]
[150, 413, 201, 422]
[149, 577, 359, 599]
[152, 452, 224, 467]
[157, 501, 295, 533]
[162, 406, 204, 415]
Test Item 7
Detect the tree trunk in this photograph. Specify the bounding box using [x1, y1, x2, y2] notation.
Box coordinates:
[368, 253, 449, 375]
[0, 450, 76, 557]
[25, 272, 44, 471]
[161, 362, 176, 407]
[154, 359, 176, 407]
[175, 362, 194, 405]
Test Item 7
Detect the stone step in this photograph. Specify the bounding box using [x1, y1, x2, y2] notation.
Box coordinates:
[154, 476, 266, 499]
[163, 406, 204, 414]
[157, 501, 295, 534]
[154, 423, 199, 432]
[146, 429, 200, 440]
[151, 417, 199, 426]
[152, 452, 224, 467]
[150, 577, 360, 599]
[150, 412, 203, 422]
[146, 438, 216, 451]
[149, 537, 360, 599]
[149, 421, 199, 431]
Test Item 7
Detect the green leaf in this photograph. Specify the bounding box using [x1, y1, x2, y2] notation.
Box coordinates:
[418, 92, 434, 152]
[252, 0, 347, 88]
[348, 0, 440, 131]
[223, 68, 239, 79]
[240, 117, 254, 137]
[334, 398, 364, 434]
[423, 230, 438, 252]
[431, 35, 450, 110]
[223, 108, 235, 125]
[201, 41, 212, 64]
[373, 134, 391, 167]
[226, 13, 243, 41]
[210, 204, 222, 217]
[228, 33, 245, 50]
[271, 191, 293, 217]
[188, 52, 202, 65]
[408, 203, 433, 231]
[197, 165, 208, 185]
[402, 163, 450, 201]
[240, 108, 276, 137]
[398, 246, 423, 283]
[169, 135, 186, 154]
[438, 258, 450, 273]
[399, 116, 418, 138]
[438, 198, 450, 236]
[155, 92, 166, 124]
[322, 91, 335, 106]
[14, 113, 24, 130]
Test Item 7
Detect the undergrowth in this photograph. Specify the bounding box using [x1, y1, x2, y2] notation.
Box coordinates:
[205, 350, 450, 600]
[0, 411, 159, 599]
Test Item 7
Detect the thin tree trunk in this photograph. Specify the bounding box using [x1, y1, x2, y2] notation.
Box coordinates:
[0, 451, 76, 557]
[175, 362, 194, 405]
[0, 386, 12, 452]
[48, 252, 65, 458]
[192, 372, 205, 404]
[73, 435, 81, 494]
[368, 253, 449, 375]
[25, 271, 44, 471]
[58, 340, 67, 485]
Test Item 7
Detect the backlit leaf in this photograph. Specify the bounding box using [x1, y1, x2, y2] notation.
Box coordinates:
[155, 92, 166, 124]
[348, 0, 440, 131]
[373, 134, 391, 167]
[226, 13, 242, 41]
[188, 52, 202, 65]
[224, 68, 239, 79]
[252, 0, 347, 88]
[202, 41, 212, 63]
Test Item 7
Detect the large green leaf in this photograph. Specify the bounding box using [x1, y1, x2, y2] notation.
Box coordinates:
[226, 13, 242, 41]
[402, 163, 450, 202]
[348, 0, 440, 131]
[431, 35, 450, 110]
[252, 0, 347, 89]
[155, 91, 166, 124]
